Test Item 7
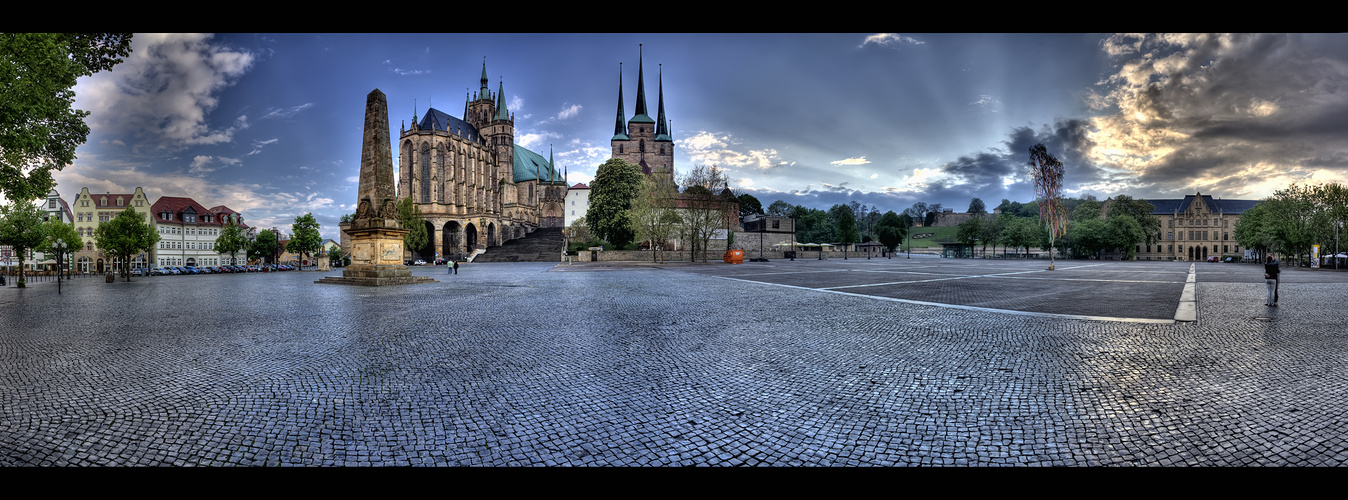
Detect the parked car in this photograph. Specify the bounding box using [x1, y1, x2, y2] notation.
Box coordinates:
[413, 259, 427, 266]
[1207, 256, 1219, 262]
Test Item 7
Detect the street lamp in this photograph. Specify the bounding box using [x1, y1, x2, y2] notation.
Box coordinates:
[52, 238, 66, 295]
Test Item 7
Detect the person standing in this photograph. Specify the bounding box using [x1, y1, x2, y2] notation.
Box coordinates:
[1264, 254, 1280, 306]
[453, 260, 459, 275]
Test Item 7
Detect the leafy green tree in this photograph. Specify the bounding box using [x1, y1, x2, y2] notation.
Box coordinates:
[766, 199, 793, 217]
[395, 197, 427, 260]
[93, 207, 159, 281]
[1107, 214, 1145, 260]
[214, 221, 247, 266]
[1106, 195, 1160, 253]
[252, 229, 281, 265]
[588, 158, 642, 247]
[37, 218, 81, 278]
[830, 204, 859, 256]
[875, 211, 906, 255]
[289, 213, 322, 269]
[956, 215, 986, 250]
[791, 205, 834, 246]
[327, 246, 343, 267]
[1072, 200, 1102, 221]
[968, 198, 987, 215]
[0, 202, 48, 287]
[1, 33, 133, 201]
[737, 193, 764, 219]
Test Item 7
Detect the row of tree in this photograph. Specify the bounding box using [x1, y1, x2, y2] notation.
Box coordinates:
[1235, 183, 1348, 265]
[583, 158, 735, 262]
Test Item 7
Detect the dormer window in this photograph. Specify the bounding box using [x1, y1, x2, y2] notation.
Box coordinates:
[117, 197, 123, 206]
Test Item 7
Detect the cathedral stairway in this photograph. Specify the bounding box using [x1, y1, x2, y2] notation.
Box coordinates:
[471, 228, 567, 263]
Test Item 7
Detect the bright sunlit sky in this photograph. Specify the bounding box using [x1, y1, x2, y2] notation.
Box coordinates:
[57, 33, 1348, 241]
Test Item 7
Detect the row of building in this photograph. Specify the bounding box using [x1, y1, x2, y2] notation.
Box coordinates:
[2, 187, 256, 274]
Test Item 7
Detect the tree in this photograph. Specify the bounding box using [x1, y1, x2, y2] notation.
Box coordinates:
[680, 165, 731, 262]
[968, 198, 987, 215]
[588, 158, 642, 247]
[1106, 195, 1160, 255]
[289, 213, 322, 269]
[327, 246, 343, 267]
[1, 34, 133, 201]
[737, 193, 763, 219]
[631, 174, 682, 263]
[0, 201, 47, 287]
[956, 215, 986, 249]
[37, 217, 81, 278]
[766, 199, 793, 217]
[875, 211, 906, 255]
[252, 229, 280, 265]
[395, 197, 427, 260]
[829, 204, 859, 256]
[214, 220, 247, 266]
[93, 207, 159, 281]
[1028, 143, 1067, 270]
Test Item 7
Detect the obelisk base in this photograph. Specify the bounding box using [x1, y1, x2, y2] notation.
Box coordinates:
[316, 218, 436, 286]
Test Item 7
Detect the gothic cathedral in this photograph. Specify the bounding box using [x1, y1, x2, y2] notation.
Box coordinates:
[398, 62, 566, 261]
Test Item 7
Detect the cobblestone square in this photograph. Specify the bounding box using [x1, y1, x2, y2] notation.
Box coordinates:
[3, 260, 1347, 466]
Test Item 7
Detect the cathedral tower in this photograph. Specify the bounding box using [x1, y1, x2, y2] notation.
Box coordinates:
[611, 45, 674, 182]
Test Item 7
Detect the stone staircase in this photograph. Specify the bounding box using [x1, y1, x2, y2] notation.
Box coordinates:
[471, 228, 566, 263]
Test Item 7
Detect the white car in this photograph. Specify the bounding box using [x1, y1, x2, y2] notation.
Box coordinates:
[413, 259, 427, 266]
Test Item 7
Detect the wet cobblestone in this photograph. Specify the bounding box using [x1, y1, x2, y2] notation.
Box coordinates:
[1, 261, 1346, 466]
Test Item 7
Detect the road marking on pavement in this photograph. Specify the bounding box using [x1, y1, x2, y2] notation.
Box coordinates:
[1175, 263, 1197, 322]
[716, 275, 1177, 324]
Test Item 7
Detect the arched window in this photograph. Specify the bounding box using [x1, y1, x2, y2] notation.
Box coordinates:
[420, 143, 432, 203]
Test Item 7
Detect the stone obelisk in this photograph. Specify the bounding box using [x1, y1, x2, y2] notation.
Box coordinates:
[318, 89, 435, 286]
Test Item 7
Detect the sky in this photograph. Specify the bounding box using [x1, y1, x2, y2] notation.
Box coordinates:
[56, 33, 1348, 242]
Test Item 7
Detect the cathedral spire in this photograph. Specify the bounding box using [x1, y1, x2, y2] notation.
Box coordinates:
[495, 80, 509, 121]
[655, 63, 671, 142]
[630, 44, 653, 124]
[479, 58, 490, 99]
[612, 62, 629, 140]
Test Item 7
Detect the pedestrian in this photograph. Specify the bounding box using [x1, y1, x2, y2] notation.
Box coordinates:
[453, 260, 459, 275]
[447, 260, 452, 275]
[1264, 254, 1280, 306]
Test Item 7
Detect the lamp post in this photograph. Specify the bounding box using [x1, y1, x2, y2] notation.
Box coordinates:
[53, 238, 66, 294]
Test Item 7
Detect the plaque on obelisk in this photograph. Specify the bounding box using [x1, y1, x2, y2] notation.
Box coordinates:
[318, 89, 436, 286]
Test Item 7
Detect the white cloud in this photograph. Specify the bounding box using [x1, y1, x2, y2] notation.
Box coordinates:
[260, 103, 314, 120]
[557, 104, 582, 120]
[830, 156, 870, 166]
[861, 33, 925, 50]
[680, 131, 784, 171]
[74, 33, 256, 150]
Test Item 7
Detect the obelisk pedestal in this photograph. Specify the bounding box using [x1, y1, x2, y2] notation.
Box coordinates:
[318, 88, 435, 286]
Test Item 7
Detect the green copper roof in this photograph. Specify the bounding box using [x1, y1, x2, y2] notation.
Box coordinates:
[512, 144, 565, 184]
[655, 65, 672, 142]
[495, 81, 509, 120]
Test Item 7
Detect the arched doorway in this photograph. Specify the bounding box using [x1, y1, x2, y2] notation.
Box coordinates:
[465, 223, 478, 252]
[487, 222, 497, 247]
[96, 258, 104, 274]
[78, 256, 90, 274]
[443, 221, 461, 260]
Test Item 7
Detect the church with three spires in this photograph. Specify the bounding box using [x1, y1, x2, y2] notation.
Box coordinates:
[397, 62, 567, 262]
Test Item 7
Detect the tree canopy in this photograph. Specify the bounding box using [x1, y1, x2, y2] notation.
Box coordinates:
[737, 193, 763, 219]
[1, 33, 133, 201]
[588, 158, 642, 247]
[0, 201, 47, 286]
[289, 213, 322, 268]
[37, 217, 81, 275]
[214, 221, 247, 266]
[395, 197, 427, 259]
[93, 207, 158, 281]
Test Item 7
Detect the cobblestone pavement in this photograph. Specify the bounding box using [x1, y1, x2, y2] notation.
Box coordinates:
[2, 261, 1347, 466]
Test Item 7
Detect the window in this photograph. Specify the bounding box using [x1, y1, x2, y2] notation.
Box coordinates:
[49, 199, 56, 208]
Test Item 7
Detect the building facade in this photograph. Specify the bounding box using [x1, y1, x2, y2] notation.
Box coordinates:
[151, 196, 248, 268]
[564, 182, 590, 228]
[71, 187, 152, 274]
[1112, 192, 1260, 261]
[397, 62, 567, 262]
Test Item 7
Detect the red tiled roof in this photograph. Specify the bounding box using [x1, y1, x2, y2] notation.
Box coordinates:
[151, 196, 247, 228]
[569, 183, 589, 189]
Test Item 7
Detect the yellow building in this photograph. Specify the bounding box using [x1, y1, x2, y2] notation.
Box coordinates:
[71, 187, 152, 273]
